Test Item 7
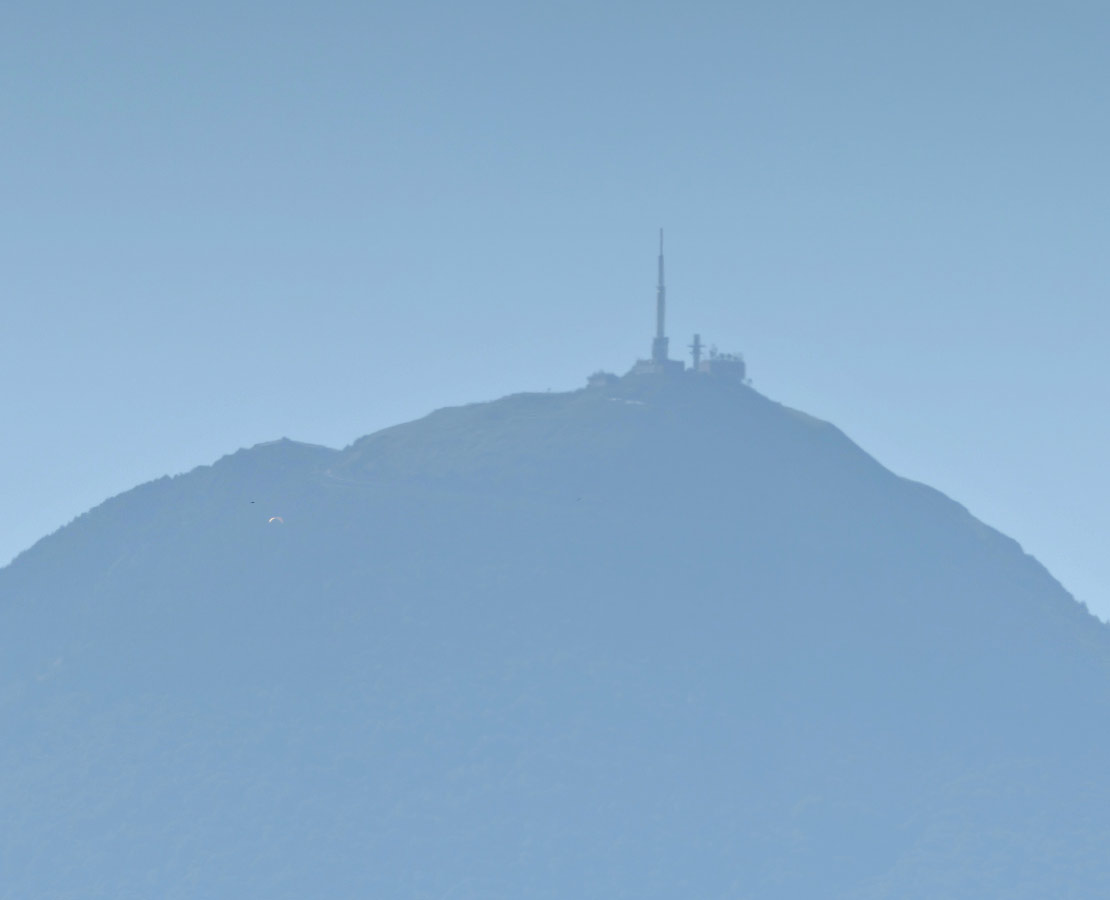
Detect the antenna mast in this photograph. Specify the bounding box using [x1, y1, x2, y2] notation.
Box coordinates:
[651, 229, 669, 363]
[690, 333, 703, 371]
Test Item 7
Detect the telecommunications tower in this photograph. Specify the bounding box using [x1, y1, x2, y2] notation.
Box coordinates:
[652, 229, 669, 364]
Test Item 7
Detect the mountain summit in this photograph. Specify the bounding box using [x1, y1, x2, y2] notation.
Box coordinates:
[3, 375, 1109, 899]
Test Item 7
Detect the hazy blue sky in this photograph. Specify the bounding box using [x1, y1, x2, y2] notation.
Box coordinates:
[4, 1, 1110, 614]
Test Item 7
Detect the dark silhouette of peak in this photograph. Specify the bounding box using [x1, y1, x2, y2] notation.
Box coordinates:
[1, 378, 1108, 899]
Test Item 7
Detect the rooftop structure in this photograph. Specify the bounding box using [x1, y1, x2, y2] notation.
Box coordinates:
[690, 333, 704, 371]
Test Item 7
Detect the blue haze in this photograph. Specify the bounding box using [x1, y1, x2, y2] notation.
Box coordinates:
[3, 0, 1110, 614]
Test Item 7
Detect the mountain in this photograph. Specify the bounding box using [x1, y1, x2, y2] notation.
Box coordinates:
[2, 374, 1109, 899]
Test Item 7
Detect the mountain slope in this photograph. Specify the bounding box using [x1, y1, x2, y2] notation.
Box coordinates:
[2, 375, 1107, 899]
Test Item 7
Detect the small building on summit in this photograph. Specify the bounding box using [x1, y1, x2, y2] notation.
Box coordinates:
[587, 371, 620, 388]
[698, 348, 746, 380]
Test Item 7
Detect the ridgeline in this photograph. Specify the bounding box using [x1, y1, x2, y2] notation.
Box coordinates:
[2, 375, 1108, 899]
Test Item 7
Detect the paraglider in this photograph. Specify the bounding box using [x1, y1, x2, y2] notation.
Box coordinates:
[268, 516, 284, 525]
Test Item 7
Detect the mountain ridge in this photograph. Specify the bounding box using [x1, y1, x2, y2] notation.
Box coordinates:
[2, 376, 1108, 899]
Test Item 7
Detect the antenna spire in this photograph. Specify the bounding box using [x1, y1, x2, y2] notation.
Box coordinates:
[652, 228, 668, 362]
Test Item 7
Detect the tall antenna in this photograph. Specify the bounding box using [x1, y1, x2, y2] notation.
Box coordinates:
[652, 228, 669, 363]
